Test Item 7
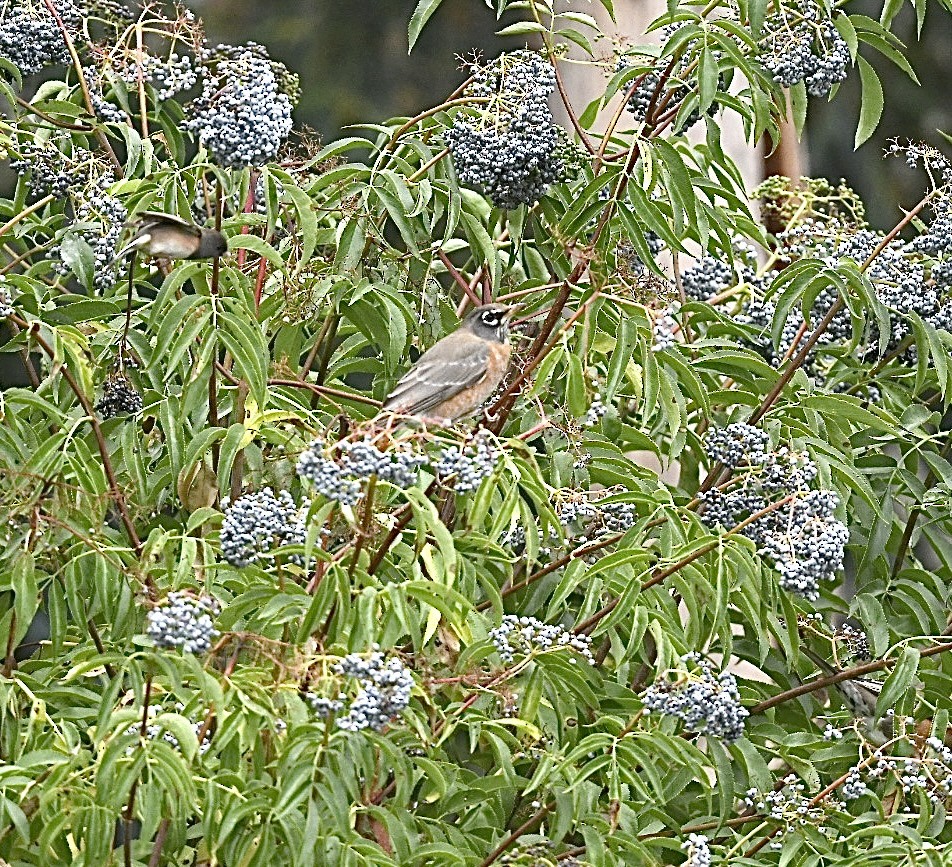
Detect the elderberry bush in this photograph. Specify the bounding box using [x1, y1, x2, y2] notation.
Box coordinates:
[445, 50, 564, 209]
[3, 0, 952, 862]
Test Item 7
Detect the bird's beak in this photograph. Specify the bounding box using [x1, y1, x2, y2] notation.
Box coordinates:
[503, 304, 520, 319]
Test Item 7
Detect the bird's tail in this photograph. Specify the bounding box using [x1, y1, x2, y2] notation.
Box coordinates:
[109, 234, 148, 267]
[801, 645, 839, 677]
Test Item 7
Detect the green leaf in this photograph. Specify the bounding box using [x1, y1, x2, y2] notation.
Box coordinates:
[854, 55, 884, 148]
[876, 646, 920, 716]
[408, 0, 444, 50]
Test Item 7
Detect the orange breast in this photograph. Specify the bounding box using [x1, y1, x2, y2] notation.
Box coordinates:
[431, 341, 511, 421]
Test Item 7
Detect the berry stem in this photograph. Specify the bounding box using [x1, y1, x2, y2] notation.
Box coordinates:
[437, 248, 483, 306]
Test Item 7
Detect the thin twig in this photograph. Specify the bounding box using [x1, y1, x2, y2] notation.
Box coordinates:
[478, 802, 553, 867]
[437, 249, 483, 306]
[0, 194, 55, 238]
[9, 314, 146, 573]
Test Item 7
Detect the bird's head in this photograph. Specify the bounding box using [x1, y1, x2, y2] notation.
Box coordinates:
[197, 229, 229, 258]
[464, 304, 516, 343]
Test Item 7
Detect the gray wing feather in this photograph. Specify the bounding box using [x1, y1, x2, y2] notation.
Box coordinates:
[383, 336, 488, 415]
[135, 211, 202, 236]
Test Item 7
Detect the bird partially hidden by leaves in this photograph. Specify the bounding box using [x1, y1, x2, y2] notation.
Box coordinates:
[114, 211, 228, 262]
[381, 304, 515, 424]
[801, 646, 893, 746]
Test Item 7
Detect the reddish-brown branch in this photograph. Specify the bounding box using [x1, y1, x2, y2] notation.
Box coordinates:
[750, 640, 952, 715]
[438, 249, 483, 306]
[9, 315, 146, 574]
[269, 377, 381, 408]
[552, 57, 595, 155]
[478, 802, 553, 867]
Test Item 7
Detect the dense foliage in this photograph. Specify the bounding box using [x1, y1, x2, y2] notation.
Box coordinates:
[1, 0, 952, 865]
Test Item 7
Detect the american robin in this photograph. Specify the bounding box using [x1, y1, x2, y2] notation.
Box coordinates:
[802, 646, 893, 745]
[382, 303, 515, 424]
[114, 211, 228, 262]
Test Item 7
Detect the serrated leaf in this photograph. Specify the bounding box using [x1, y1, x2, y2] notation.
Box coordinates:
[408, 0, 444, 50]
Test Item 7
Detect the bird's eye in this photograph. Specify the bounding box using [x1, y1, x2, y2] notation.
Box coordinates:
[481, 312, 499, 326]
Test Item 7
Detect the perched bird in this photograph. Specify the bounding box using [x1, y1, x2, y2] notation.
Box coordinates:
[114, 211, 228, 262]
[382, 303, 515, 424]
[802, 646, 893, 745]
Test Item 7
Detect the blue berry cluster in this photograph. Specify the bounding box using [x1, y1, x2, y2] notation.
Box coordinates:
[682, 834, 711, 867]
[838, 742, 952, 806]
[759, 1, 850, 97]
[642, 653, 749, 743]
[835, 623, 871, 660]
[297, 438, 426, 504]
[557, 489, 638, 538]
[445, 51, 563, 210]
[219, 487, 308, 568]
[703, 422, 771, 468]
[115, 51, 197, 101]
[303, 694, 344, 719]
[756, 490, 849, 598]
[187, 44, 294, 168]
[0, 280, 13, 318]
[841, 766, 868, 800]
[681, 239, 763, 303]
[83, 65, 127, 124]
[96, 373, 142, 420]
[651, 305, 679, 352]
[9, 140, 91, 200]
[332, 651, 414, 732]
[124, 703, 212, 756]
[498, 841, 582, 866]
[339, 439, 427, 487]
[701, 436, 847, 599]
[296, 440, 363, 505]
[435, 431, 501, 492]
[146, 592, 219, 654]
[50, 173, 127, 291]
[0, 0, 80, 76]
[616, 28, 727, 132]
[744, 774, 828, 826]
[583, 394, 607, 427]
[489, 615, 595, 666]
[616, 51, 712, 133]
